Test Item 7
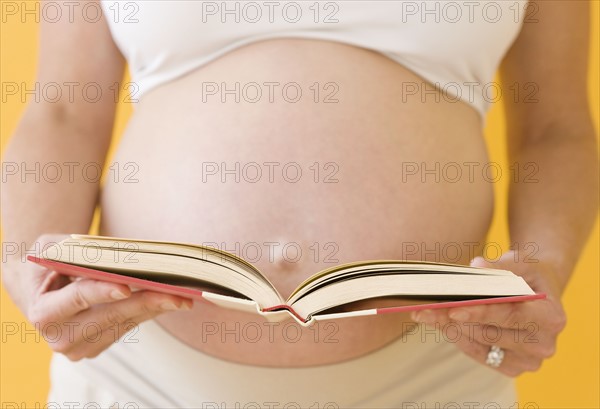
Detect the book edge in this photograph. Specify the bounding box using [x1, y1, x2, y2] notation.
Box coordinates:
[27, 256, 547, 328]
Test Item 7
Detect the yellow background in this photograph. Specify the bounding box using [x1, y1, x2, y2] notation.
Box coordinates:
[1, 2, 598, 407]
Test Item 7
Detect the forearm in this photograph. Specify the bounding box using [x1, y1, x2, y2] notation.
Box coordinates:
[1, 104, 112, 264]
[508, 128, 599, 292]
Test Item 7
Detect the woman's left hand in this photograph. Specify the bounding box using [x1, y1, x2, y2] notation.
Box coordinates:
[410, 251, 568, 377]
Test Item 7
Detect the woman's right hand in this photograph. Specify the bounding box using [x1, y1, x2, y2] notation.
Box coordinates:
[1, 234, 193, 361]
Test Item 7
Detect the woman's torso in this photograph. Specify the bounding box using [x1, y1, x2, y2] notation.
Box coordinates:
[98, 0, 524, 367]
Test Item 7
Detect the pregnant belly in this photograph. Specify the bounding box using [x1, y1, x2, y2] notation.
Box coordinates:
[100, 39, 494, 366]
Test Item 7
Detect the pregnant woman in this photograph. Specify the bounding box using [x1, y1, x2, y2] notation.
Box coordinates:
[2, 0, 597, 407]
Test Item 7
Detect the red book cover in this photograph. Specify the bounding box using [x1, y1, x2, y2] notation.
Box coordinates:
[27, 256, 546, 325]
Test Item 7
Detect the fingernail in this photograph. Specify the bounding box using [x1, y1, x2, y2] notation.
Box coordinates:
[413, 309, 435, 324]
[160, 302, 178, 311]
[180, 301, 193, 310]
[470, 256, 485, 266]
[111, 290, 129, 300]
[449, 309, 470, 321]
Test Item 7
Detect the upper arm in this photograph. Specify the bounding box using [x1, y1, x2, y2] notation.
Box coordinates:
[32, 0, 125, 136]
[500, 0, 595, 158]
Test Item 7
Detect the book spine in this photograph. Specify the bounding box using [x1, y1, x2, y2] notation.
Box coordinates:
[262, 304, 308, 324]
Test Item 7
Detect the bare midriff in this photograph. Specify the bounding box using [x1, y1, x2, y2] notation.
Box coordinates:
[100, 39, 494, 367]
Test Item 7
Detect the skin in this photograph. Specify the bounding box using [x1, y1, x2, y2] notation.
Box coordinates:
[1, 0, 598, 376]
[99, 36, 492, 367]
[412, 0, 599, 376]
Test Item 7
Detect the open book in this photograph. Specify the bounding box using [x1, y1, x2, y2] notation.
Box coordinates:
[28, 235, 544, 326]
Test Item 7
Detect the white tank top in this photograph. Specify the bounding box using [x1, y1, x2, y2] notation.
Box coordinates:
[101, 0, 528, 117]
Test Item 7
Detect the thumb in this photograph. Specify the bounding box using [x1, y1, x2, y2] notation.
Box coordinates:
[469, 256, 491, 268]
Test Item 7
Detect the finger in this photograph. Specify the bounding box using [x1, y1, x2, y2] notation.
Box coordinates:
[411, 309, 451, 326]
[73, 290, 193, 333]
[50, 312, 159, 361]
[412, 304, 541, 332]
[410, 310, 546, 376]
[445, 299, 549, 330]
[31, 279, 133, 323]
[13, 257, 54, 290]
[74, 315, 157, 360]
[43, 291, 193, 355]
[26, 234, 72, 275]
[414, 303, 560, 365]
[442, 320, 549, 356]
[454, 336, 544, 377]
[40, 270, 72, 292]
